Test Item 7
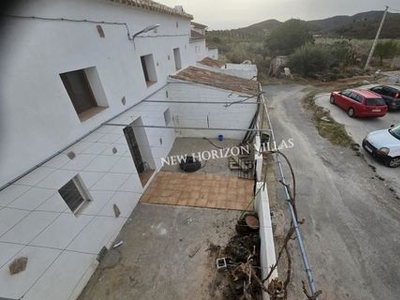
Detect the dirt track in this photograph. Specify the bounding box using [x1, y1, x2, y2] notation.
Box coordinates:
[265, 84, 400, 299]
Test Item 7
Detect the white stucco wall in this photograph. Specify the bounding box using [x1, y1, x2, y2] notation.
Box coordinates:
[195, 62, 257, 80]
[167, 81, 258, 139]
[0, 0, 193, 187]
[189, 39, 208, 62]
[0, 86, 176, 300]
[208, 48, 219, 60]
[222, 63, 258, 80]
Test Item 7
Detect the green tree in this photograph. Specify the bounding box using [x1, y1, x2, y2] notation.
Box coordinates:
[288, 43, 332, 76]
[374, 40, 398, 65]
[331, 40, 355, 68]
[266, 19, 314, 55]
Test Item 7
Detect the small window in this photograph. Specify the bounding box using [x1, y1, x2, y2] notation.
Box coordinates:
[164, 108, 171, 125]
[140, 54, 157, 86]
[60, 67, 107, 121]
[59, 175, 90, 213]
[173, 48, 182, 71]
[60, 70, 97, 115]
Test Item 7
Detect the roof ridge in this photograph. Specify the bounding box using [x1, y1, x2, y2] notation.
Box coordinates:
[107, 0, 193, 19]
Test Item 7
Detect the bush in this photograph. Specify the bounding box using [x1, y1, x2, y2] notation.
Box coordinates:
[288, 44, 332, 76]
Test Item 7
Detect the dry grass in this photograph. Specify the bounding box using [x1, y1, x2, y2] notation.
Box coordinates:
[302, 90, 355, 147]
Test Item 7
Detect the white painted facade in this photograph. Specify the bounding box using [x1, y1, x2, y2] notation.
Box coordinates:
[196, 62, 257, 80]
[0, 0, 193, 187]
[0, 1, 263, 299]
[0, 1, 191, 299]
[208, 48, 219, 60]
[167, 81, 258, 139]
[189, 39, 209, 62]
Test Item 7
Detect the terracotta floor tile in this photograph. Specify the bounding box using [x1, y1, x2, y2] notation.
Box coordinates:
[187, 198, 197, 206]
[225, 201, 237, 210]
[140, 172, 257, 210]
[196, 198, 208, 207]
[177, 198, 188, 206]
[215, 194, 227, 202]
[188, 191, 199, 199]
[218, 187, 228, 195]
[208, 193, 219, 201]
[209, 187, 220, 195]
[207, 200, 217, 208]
[190, 185, 202, 192]
[161, 190, 175, 197]
[140, 194, 150, 203]
[226, 193, 237, 202]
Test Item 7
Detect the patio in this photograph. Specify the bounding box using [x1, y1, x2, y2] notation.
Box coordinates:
[140, 137, 255, 211]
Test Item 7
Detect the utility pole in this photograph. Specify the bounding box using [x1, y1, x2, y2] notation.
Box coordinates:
[364, 6, 389, 70]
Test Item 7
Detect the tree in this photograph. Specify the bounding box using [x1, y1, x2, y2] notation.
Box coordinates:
[288, 43, 332, 76]
[374, 40, 399, 65]
[266, 19, 314, 56]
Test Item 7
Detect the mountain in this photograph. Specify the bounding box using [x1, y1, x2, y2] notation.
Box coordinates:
[238, 11, 400, 39]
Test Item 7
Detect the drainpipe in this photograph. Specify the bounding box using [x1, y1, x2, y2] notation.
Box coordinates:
[260, 86, 319, 298]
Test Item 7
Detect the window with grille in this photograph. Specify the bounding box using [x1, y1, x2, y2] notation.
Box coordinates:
[58, 175, 90, 213]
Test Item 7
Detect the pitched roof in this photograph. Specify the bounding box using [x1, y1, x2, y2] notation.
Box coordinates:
[107, 0, 193, 19]
[198, 57, 226, 68]
[170, 66, 259, 95]
[190, 30, 205, 41]
[191, 21, 208, 29]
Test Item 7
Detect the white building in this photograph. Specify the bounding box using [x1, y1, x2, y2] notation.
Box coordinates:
[0, 1, 260, 299]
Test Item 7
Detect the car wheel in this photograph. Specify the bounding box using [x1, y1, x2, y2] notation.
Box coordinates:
[330, 96, 335, 104]
[386, 156, 400, 168]
[347, 107, 355, 117]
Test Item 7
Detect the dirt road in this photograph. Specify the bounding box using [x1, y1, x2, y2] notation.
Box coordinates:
[264, 84, 400, 299]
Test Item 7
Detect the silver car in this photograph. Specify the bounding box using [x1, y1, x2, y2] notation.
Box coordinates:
[362, 124, 400, 168]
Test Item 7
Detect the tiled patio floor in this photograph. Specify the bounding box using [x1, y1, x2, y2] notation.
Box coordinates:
[140, 171, 254, 210]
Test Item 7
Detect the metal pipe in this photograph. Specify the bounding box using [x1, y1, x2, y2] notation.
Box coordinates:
[260, 89, 319, 298]
[105, 123, 272, 132]
[143, 100, 262, 104]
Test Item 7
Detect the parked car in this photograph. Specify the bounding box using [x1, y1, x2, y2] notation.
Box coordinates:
[330, 89, 387, 117]
[362, 124, 400, 168]
[369, 85, 400, 110]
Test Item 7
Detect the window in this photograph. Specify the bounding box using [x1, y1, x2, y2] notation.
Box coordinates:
[60, 67, 108, 121]
[173, 48, 182, 71]
[140, 54, 157, 86]
[164, 108, 171, 125]
[124, 125, 145, 173]
[349, 93, 362, 103]
[59, 175, 90, 213]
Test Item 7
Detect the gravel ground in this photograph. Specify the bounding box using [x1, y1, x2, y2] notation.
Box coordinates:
[264, 84, 400, 300]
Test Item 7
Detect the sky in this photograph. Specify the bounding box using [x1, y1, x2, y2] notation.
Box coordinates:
[158, 0, 400, 30]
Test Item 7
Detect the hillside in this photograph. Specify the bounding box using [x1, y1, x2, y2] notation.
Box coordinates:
[236, 11, 400, 39]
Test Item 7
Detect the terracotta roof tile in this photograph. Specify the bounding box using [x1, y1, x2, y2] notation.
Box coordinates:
[170, 66, 259, 95]
[198, 57, 226, 68]
[107, 0, 193, 19]
[190, 30, 205, 41]
[191, 21, 208, 29]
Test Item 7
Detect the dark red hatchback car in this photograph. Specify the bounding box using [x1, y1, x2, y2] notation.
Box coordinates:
[330, 89, 388, 117]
